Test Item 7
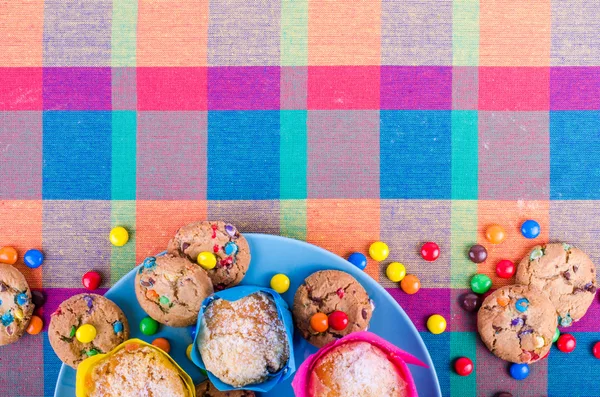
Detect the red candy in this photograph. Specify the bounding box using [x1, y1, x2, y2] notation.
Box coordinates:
[421, 242, 440, 262]
[328, 311, 349, 331]
[496, 260, 515, 279]
[211, 224, 217, 238]
[593, 342, 600, 359]
[454, 357, 473, 376]
[557, 333, 576, 353]
[336, 288, 344, 299]
[82, 271, 102, 291]
[213, 244, 219, 253]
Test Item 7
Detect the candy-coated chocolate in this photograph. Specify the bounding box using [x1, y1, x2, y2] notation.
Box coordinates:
[13, 308, 23, 320]
[76, 324, 97, 343]
[460, 293, 481, 312]
[159, 296, 170, 305]
[224, 242, 238, 255]
[310, 313, 329, 333]
[497, 296, 510, 307]
[426, 314, 447, 334]
[470, 274, 492, 294]
[553, 328, 560, 343]
[270, 274, 290, 294]
[401, 274, 421, 295]
[82, 271, 102, 290]
[113, 321, 124, 334]
[23, 249, 43, 269]
[509, 363, 529, 380]
[86, 349, 99, 357]
[140, 316, 159, 336]
[16, 293, 29, 306]
[328, 311, 349, 331]
[186, 344, 193, 360]
[496, 260, 515, 279]
[557, 333, 576, 353]
[485, 224, 506, 244]
[421, 242, 440, 262]
[197, 251, 217, 270]
[468, 244, 487, 263]
[385, 262, 406, 282]
[0, 246, 18, 265]
[454, 357, 473, 376]
[31, 290, 45, 308]
[369, 242, 389, 262]
[521, 219, 540, 239]
[593, 341, 600, 359]
[347, 252, 367, 271]
[515, 298, 529, 313]
[26, 315, 43, 335]
[152, 337, 171, 353]
[109, 226, 129, 247]
[1, 311, 13, 326]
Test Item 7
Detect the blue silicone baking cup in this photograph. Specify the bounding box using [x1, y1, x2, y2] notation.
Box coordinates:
[191, 285, 296, 392]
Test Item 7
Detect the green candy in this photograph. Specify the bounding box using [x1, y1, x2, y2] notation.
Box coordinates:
[69, 325, 76, 338]
[139, 316, 159, 336]
[470, 274, 492, 294]
[86, 349, 99, 357]
[553, 327, 560, 343]
[530, 247, 544, 260]
[159, 296, 170, 305]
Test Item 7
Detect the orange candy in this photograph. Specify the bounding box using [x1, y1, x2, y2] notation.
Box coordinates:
[0, 246, 18, 265]
[497, 296, 510, 307]
[401, 274, 421, 295]
[146, 289, 159, 300]
[485, 224, 507, 244]
[26, 315, 43, 335]
[310, 313, 329, 333]
[152, 337, 171, 353]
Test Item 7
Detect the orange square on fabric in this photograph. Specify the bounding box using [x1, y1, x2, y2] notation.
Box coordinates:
[308, 0, 380, 65]
[477, 200, 549, 288]
[0, 201, 42, 288]
[135, 201, 207, 263]
[480, 0, 551, 66]
[306, 199, 380, 280]
[0, 0, 43, 66]
[137, 0, 208, 66]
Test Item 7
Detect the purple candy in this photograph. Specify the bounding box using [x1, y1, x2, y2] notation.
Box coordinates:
[511, 318, 524, 327]
[518, 329, 533, 336]
[225, 224, 237, 238]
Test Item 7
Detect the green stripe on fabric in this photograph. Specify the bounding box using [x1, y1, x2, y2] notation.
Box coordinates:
[453, 0, 479, 66]
[280, 110, 307, 199]
[451, 200, 477, 288]
[281, 0, 308, 65]
[452, 111, 478, 199]
[110, 201, 136, 285]
[112, 111, 136, 200]
[280, 200, 307, 241]
[450, 332, 477, 396]
[112, 0, 137, 66]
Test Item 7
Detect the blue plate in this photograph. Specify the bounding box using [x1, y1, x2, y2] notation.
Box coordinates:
[55, 234, 441, 396]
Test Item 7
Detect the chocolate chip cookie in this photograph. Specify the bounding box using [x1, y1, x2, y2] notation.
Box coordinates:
[0, 264, 34, 346]
[293, 270, 373, 348]
[167, 221, 251, 290]
[135, 255, 214, 327]
[516, 243, 597, 327]
[477, 285, 556, 363]
[48, 293, 129, 368]
[196, 380, 255, 397]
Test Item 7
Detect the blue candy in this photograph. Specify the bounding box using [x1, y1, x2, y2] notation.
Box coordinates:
[113, 320, 124, 334]
[521, 220, 540, 239]
[347, 252, 367, 271]
[15, 293, 29, 306]
[509, 363, 530, 380]
[143, 257, 157, 269]
[224, 242, 238, 256]
[515, 298, 529, 313]
[23, 249, 44, 269]
[1, 311, 14, 326]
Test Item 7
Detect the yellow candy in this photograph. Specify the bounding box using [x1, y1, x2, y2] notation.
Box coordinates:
[270, 274, 290, 294]
[427, 314, 447, 335]
[186, 344, 193, 360]
[197, 252, 216, 270]
[14, 308, 23, 321]
[369, 241, 389, 261]
[76, 324, 97, 343]
[109, 226, 129, 247]
[534, 336, 545, 348]
[386, 262, 406, 282]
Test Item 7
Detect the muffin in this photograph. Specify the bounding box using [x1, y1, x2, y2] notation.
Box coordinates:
[135, 255, 214, 327]
[0, 264, 35, 346]
[167, 221, 251, 290]
[310, 341, 408, 397]
[293, 270, 373, 347]
[86, 343, 190, 397]
[198, 291, 290, 387]
[49, 294, 129, 368]
[195, 380, 255, 397]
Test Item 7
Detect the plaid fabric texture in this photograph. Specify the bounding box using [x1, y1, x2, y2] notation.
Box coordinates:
[2, 1, 600, 396]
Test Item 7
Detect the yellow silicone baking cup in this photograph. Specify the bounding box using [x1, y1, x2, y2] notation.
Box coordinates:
[75, 338, 195, 397]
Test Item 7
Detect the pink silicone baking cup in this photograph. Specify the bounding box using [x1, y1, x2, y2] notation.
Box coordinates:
[291, 331, 428, 397]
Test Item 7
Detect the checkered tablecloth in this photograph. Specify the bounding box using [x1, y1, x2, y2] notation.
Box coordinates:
[2, 1, 600, 396]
